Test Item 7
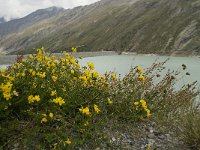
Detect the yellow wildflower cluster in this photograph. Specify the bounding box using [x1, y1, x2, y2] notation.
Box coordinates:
[37, 72, 46, 78]
[28, 95, 41, 104]
[111, 73, 117, 81]
[77, 64, 105, 87]
[139, 75, 145, 81]
[1, 73, 15, 81]
[107, 98, 113, 105]
[137, 66, 145, 81]
[52, 75, 58, 82]
[94, 104, 100, 114]
[87, 62, 95, 70]
[0, 82, 13, 100]
[0, 47, 153, 147]
[41, 117, 48, 123]
[65, 138, 72, 145]
[79, 106, 91, 116]
[72, 47, 77, 53]
[137, 66, 143, 73]
[51, 90, 57, 96]
[79, 104, 101, 116]
[52, 97, 65, 106]
[134, 99, 151, 118]
[41, 112, 54, 123]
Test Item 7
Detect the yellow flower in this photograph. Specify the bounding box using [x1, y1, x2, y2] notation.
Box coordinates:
[70, 58, 76, 65]
[72, 47, 77, 53]
[52, 97, 65, 106]
[84, 69, 90, 76]
[29, 69, 33, 73]
[87, 62, 94, 70]
[51, 90, 57, 96]
[139, 75, 145, 81]
[70, 69, 75, 74]
[21, 72, 26, 77]
[79, 76, 87, 82]
[38, 72, 46, 78]
[107, 98, 113, 105]
[52, 69, 56, 73]
[51, 55, 56, 60]
[41, 117, 48, 123]
[28, 95, 40, 104]
[1, 68, 6, 73]
[29, 54, 34, 59]
[3, 93, 12, 101]
[94, 104, 100, 114]
[49, 113, 54, 118]
[92, 71, 99, 78]
[79, 107, 91, 116]
[44, 56, 50, 62]
[76, 63, 80, 69]
[52, 75, 58, 82]
[34, 95, 40, 102]
[146, 109, 151, 118]
[111, 73, 117, 80]
[0, 82, 13, 100]
[137, 66, 142, 73]
[140, 99, 147, 109]
[65, 138, 72, 145]
[32, 71, 36, 76]
[42, 114, 47, 117]
[134, 101, 139, 105]
[22, 59, 27, 63]
[65, 52, 71, 59]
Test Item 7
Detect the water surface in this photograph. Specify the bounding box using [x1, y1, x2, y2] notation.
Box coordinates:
[1, 55, 199, 88]
[79, 55, 200, 89]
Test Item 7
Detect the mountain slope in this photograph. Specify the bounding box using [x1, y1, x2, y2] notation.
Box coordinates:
[1, 0, 200, 55]
[0, 17, 6, 24]
[0, 6, 64, 37]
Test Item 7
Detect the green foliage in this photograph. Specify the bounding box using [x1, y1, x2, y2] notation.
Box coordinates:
[0, 47, 150, 149]
[178, 111, 200, 149]
[0, 47, 199, 149]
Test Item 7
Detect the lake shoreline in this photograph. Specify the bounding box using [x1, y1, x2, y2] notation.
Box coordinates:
[0, 51, 117, 65]
[120, 52, 200, 58]
[0, 51, 200, 65]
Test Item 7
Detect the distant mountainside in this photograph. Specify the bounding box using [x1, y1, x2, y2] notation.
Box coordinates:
[0, 17, 6, 24]
[0, 6, 64, 36]
[0, 0, 200, 55]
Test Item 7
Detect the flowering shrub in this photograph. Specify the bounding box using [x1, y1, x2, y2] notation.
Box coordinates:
[1, 47, 198, 149]
[0, 47, 151, 149]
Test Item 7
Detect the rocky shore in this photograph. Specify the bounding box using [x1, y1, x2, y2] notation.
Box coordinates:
[104, 121, 190, 150]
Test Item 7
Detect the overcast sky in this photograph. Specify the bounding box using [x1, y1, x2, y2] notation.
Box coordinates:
[0, 0, 100, 21]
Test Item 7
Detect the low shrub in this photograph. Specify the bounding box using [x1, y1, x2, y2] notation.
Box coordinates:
[0, 47, 199, 149]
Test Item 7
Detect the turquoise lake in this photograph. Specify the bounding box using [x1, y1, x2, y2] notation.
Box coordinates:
[1, 55, 200, 89]
[79, 55, 200, 93]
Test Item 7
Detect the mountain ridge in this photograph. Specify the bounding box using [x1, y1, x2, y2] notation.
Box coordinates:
[0, 6, 65, 37]
[0, 17, 6, 24]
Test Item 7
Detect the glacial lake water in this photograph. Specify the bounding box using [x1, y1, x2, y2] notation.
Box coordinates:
[79, 55, 200, 89]
[1, 55, 200, 90]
